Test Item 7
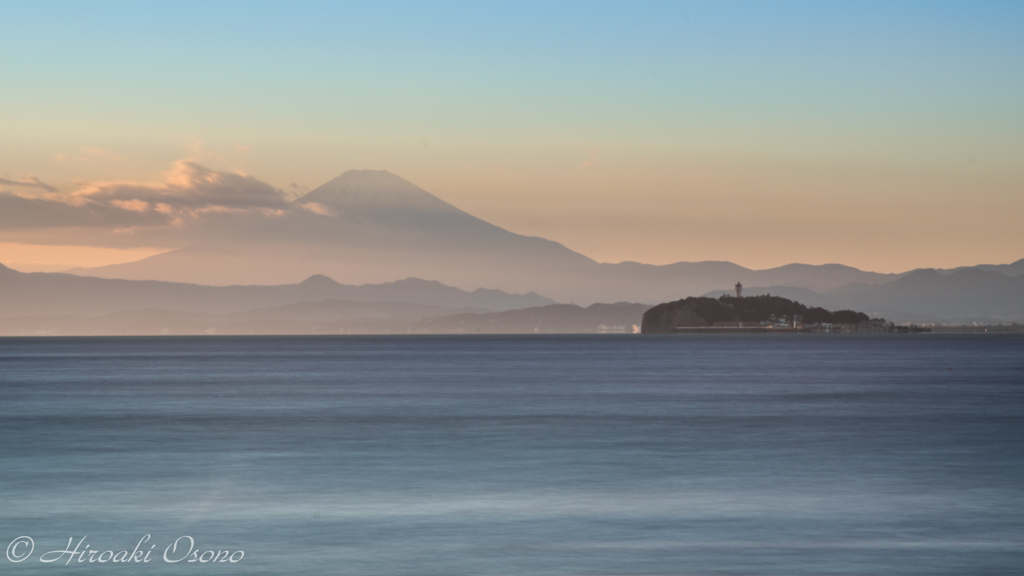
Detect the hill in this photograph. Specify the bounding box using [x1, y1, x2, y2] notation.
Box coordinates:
[641, 295, 871, 334]
[0, 262, 552, 318]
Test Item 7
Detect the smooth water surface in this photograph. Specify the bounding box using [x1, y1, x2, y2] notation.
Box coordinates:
[1, 334, 1022, 575]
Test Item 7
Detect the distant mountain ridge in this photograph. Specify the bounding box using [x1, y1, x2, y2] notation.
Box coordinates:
[944, 259, 1024, 277]
[0, 263, 553, 318]
[76, 169, 908, 303]
[704, 264, 1024, 323]
[37, 168, 1024, 320]
[0, 261, 654, 336]
[3, 255, 1023, 335]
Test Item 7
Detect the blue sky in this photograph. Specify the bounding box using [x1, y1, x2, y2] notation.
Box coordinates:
[1, 1, 1022, 270]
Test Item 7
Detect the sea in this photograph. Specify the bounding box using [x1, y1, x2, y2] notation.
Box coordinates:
[1, 334, 1022, 575]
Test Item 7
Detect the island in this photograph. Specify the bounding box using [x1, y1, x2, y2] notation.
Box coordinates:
[641, 293, 898, 334]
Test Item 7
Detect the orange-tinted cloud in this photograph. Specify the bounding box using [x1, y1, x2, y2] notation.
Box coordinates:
[0, 161, 289, 229]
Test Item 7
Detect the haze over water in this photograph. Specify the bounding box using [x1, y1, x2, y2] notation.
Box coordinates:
[2, 334, 1022, 575]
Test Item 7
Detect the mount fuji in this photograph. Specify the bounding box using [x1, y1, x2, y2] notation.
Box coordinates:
[80, 170, 599, 298]
[73, 169, 1023, 319]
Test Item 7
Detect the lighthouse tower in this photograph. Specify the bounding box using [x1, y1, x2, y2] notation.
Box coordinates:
[735, 281, 743, 298]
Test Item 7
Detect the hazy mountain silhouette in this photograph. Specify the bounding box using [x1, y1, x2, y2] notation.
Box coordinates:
[0, 262, 551, 318]
[705, 267, 1024, 322]
[76, 169, 904, 302]
[0, 262, 655, 335]
[944, 258, 1024, 277]
[63, 169, 1020, 313]
[825, 268, 1024, 321]
[592, 260, 897, 304]
[80, 170, 596, 297]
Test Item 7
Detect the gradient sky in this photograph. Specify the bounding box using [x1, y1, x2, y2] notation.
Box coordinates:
[2, 0, 1022, 273]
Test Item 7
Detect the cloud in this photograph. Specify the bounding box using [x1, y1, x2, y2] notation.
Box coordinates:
[280, 181, 310, 201]
[0, 161, 290, 230]
[0, 175, 59, 193]
[185, 137, 221, 162]
[0, 192, 166, 229]
[299, 202, 335, 217]
[80, 161, 289, 210]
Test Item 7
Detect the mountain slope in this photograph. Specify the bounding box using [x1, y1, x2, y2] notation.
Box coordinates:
[80, 169, 596, 294]
[299, 169, 463, 213]
[824, 268, 1024, 321]
[945, 258, 1024, 277]
[68, 170, 1021, 312]
[0, 263, 553, 318]
[705, 268, 1024, 322]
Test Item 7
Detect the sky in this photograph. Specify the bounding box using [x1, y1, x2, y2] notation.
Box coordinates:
[1, 0, 1022, 273]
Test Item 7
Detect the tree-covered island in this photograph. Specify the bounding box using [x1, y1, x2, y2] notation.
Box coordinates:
[641, 294, 891, 334]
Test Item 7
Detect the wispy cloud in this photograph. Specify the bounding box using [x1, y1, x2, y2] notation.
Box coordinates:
[184, 137, 221, 162]
[80, 161, 289, 210]
[282, 181, 310, 201]
[0, 161, 289, 229]
[0, 175, 59, 193]
[299, 202, 334, 216]
[0, 191, 165, 228]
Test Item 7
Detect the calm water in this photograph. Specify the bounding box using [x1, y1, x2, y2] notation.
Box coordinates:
[1, 334, 1022, 575]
